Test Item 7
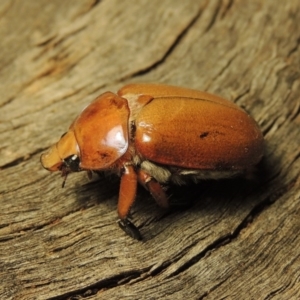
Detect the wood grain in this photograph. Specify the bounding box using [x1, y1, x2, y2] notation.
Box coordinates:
[0, 0, 299, 299]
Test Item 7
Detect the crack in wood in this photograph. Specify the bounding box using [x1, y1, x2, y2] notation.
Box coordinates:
[127, 7, 205, 78]
[287, 36, 300, 58]
[164, 193, 281, 279]
[204, 1, 222, 33]
[47, 269, 151, 300]
[198, 277, 230, 300]
[0, 148, 45, 170]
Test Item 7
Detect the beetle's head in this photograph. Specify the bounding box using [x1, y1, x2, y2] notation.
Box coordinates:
[40, 130, 81, 187]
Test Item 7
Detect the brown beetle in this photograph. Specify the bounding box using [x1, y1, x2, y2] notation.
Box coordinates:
[41, 83, 264, 239]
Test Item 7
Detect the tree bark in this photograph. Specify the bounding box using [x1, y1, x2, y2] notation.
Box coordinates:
[0, 0, 299, 299]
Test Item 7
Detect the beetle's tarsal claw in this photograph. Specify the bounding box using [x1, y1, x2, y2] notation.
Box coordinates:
[118, 219, 142, 240]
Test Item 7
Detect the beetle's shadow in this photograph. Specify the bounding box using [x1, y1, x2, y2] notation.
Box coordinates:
[74, 172, 120, 210]
[73, 156, 274, 237]
[132, 156, 273, 225]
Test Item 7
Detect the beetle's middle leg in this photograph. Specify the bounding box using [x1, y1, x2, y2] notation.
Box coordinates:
[137, 169, 169, 209]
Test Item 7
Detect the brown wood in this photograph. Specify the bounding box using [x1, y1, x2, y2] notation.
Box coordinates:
[1, 0, 299, 299]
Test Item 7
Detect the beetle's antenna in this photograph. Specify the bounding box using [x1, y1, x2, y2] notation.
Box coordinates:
[62, 173, 68, 188]
[61, 170, 69, 188]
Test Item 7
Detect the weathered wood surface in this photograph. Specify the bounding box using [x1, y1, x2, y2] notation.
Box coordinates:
[1, 0, 299, 299]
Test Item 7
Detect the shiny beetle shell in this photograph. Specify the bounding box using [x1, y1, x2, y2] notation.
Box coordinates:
[41, 83, 264, 239]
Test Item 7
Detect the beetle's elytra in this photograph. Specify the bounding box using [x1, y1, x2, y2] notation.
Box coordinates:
[41, 83, 264, 239]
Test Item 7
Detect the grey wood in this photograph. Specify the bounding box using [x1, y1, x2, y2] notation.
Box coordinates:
[0, 0, 299, 299]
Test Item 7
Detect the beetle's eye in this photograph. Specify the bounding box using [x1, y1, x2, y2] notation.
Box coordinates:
[60, 132, 67, 138]
[63, 155, 80, 172]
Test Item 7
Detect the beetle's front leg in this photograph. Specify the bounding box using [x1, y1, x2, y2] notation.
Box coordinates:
[117, 164, 142, 240]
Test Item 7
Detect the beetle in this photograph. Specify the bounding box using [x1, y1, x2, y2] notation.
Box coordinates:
[41, 83, 264, 240]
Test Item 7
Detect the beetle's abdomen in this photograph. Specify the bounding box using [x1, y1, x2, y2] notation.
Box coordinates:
[135, 97, 263, 170]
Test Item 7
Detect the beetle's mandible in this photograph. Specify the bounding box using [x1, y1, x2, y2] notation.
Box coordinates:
[41, 83, 264, 239]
